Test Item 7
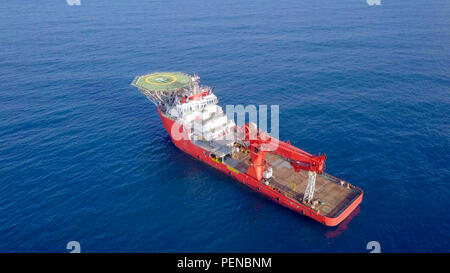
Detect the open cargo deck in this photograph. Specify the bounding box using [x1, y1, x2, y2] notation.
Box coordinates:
[225, 150, 362, 218]
[133, 72, 364, 225]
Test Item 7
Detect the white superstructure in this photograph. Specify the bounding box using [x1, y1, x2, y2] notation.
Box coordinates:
[166, 78, 236, 143]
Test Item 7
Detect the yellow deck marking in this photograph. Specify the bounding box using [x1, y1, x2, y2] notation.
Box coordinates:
[289, 181, 296, 191]
[145, 74, 177, 85]
[227, 166, 239, 174]
[211, 158, 221, 164]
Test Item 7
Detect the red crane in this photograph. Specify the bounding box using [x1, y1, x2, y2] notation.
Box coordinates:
[241, 123, 326, 203]
[243, 123, 326, 181]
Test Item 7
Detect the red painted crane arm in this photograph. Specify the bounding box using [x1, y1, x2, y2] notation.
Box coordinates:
[243, 124, 326, 180]
[269, 139, 326, 174]
[244, 124, 326, 174]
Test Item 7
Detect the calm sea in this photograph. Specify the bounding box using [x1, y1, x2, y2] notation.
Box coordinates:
[0, 0, 449, 252]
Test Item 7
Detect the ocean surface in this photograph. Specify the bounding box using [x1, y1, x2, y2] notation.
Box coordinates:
[0, 0, 449, 252]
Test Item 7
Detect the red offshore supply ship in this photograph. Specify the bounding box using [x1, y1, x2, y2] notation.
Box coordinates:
[132, 72, 363, 226]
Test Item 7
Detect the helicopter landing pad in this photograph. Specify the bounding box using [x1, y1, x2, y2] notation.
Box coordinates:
[132, 72, 192, 92]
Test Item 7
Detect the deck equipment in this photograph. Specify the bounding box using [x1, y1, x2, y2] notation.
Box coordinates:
[132, 72, 363, 226]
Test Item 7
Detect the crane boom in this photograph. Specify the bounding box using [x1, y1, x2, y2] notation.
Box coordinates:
[270, 139, 326, 174]
[242, 123, 326, 203]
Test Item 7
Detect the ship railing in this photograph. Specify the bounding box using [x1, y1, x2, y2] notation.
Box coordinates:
[266, 179, 303, 203]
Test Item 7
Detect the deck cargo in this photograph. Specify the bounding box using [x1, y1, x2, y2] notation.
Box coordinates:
[132, 72, 363, 226]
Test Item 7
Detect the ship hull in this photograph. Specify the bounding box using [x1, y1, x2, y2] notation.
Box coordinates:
[159, 108, 363, 226]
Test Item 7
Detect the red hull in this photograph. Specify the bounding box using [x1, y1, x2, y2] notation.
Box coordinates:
[159, 108, 363, 226]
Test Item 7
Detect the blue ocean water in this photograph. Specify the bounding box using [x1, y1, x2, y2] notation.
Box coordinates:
[0, 0, 449, 252]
